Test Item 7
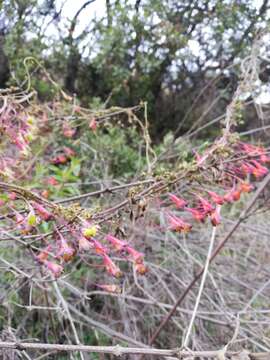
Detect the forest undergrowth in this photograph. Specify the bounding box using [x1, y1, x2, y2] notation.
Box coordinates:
[0, 39, 270, 360]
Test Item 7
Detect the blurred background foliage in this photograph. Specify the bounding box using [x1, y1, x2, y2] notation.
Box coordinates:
[1, 0, 270, 140]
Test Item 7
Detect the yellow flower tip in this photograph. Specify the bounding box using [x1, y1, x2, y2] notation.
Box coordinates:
[27, 117, 34, 125]
[27, 213, 37, 227]
[82, 225, 99, 239]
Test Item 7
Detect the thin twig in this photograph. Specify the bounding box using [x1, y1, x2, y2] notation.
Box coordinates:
[52, 281, 86, 360]
[182, 225, 217, 348]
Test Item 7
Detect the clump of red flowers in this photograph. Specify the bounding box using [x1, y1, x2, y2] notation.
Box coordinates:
[167, 213, 192, 232]
[0, 102, 37, 180]
[3, 118, 269, 287]
[165, 140, 269, 234]
[50, 147, 76, 165]
[7, 195, 147, 280]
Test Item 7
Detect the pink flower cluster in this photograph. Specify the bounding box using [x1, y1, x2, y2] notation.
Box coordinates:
[50, 146, 76, 165]
[0, 106, 35, 156]
[166, 141, 270, 233]
[7, 199, 147, 278]
[0, 104, 37, 180]
[35, 225, 147, 278]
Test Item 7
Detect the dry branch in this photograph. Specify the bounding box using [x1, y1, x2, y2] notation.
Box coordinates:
[0, 342, 269, 359]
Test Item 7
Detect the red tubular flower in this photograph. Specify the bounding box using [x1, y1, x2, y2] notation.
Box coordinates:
[135, 262, 148, 275]
[232, 188, 241, 201]
[167, 213, 192, 232]
[106, 234, 127, 252]
[196, 195, 214, 214]
[102, 254, 122, 278]
[241, 162, 255, 176]
[91, 239, 108, 256]
[240, 143, 256, 154]
[185, 207, 206, 222]
[240, 182, 253, 193]
[239, 142, 265, 156]
[239, 143, 270, 164]
[210, 206, 221, 226]
[168, 193, 187, 209]
[41, 190, 50, 199]
[51, 154, 68, 165]
[230, 164, 248, 178]
[89, 118, 97, 131]
[207, 191, 224, 205]
[36, 245, 51, 263]
[250, 160, 268, 178]
[57, 240, 75, 262]
[57, 155, 68, 164]
[223, 188, 235, 203]
[259, 153, 270, 163]
[46, 177, 59, 186]
[224, 183, 243, 202]
[44, 260, 63, 277]
[78, 237, 92, 251]
[63, 147, 76, 158]
[14, 136, 26, 150]
[32, 202, 53, 221]
[126, 246, 144, 264]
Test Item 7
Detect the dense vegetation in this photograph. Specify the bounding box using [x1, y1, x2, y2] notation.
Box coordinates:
[0, 1, 270, 360]
[1, 0, 270, 137]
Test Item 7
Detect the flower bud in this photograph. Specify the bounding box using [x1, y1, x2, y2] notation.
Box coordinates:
[78, 237, 92, 251]
[135, 262, 148, 275]
[91, 239, 108, 256]
[168, 193, 187, 209]
[240, 182, 253, 193]
[167, 213, 192, 232]
[102, 255, 123, 278]
[126, 246, 144, 264]
[106, 234, 127, 251]
[36, 246, 51, 263]
[63, 147, 76, 158]
[89, 118, 97, 131]
[207, 191, 224, 205]
[46, 177, 59, 186]
[44, 260, 63, 277]
[32, 202, 53, 221]
[210, 207, 221, 226]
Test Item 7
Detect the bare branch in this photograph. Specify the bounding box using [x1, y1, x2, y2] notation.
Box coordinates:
[0, 342, 269, 359]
